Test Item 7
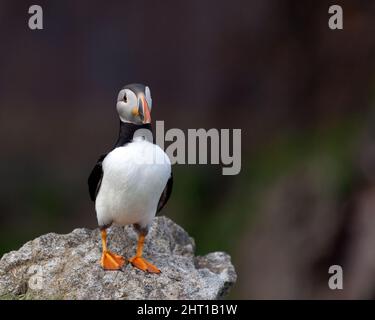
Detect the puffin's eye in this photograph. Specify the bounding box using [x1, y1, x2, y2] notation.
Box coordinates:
[123, 93, 127, 103]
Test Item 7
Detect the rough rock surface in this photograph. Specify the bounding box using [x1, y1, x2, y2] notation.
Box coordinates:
[0, 216, 236, 300]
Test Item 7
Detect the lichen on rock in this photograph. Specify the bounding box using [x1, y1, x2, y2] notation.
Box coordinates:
[0, 216, 236, 300]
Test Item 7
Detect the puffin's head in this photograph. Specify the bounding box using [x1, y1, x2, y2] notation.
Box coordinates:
[116, 83, 152, 124]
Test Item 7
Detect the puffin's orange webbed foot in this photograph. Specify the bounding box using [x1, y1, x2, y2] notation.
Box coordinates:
[129, 256, 160, 274]
[101, 251, 126, 270]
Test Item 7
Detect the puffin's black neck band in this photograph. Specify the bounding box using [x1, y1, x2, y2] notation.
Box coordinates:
[115, 121, 153, 147]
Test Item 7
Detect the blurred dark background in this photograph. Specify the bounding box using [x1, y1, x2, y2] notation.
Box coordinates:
[1, 0, 375, 299]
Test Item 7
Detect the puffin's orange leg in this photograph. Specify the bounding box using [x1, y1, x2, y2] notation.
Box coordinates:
[100, 229, 125, 270]
[129, 234, 160, 273]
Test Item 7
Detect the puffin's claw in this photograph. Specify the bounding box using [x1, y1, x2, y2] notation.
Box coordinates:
[129, 256, 160, 273]
[101, 251, 126, 270]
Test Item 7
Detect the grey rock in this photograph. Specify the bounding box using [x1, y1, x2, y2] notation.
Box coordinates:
[0, 216, 236, 300]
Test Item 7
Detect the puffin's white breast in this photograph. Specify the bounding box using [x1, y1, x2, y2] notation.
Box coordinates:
[95, 139, 171, 227]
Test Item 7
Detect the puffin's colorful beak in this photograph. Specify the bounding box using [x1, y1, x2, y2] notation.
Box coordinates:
[138, 96, 151, 124]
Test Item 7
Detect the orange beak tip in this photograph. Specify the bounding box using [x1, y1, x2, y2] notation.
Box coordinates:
[142, 97, 151, 124]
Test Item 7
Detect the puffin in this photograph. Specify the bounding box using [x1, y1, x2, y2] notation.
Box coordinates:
[88, 83, 173, 273]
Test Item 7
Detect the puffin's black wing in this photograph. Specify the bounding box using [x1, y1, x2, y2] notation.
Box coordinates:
[88, 154, 107, 201]
[157, 172, 173, 213]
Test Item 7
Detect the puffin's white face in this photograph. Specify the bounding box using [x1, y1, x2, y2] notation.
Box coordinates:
[116, 85, 152, 124]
